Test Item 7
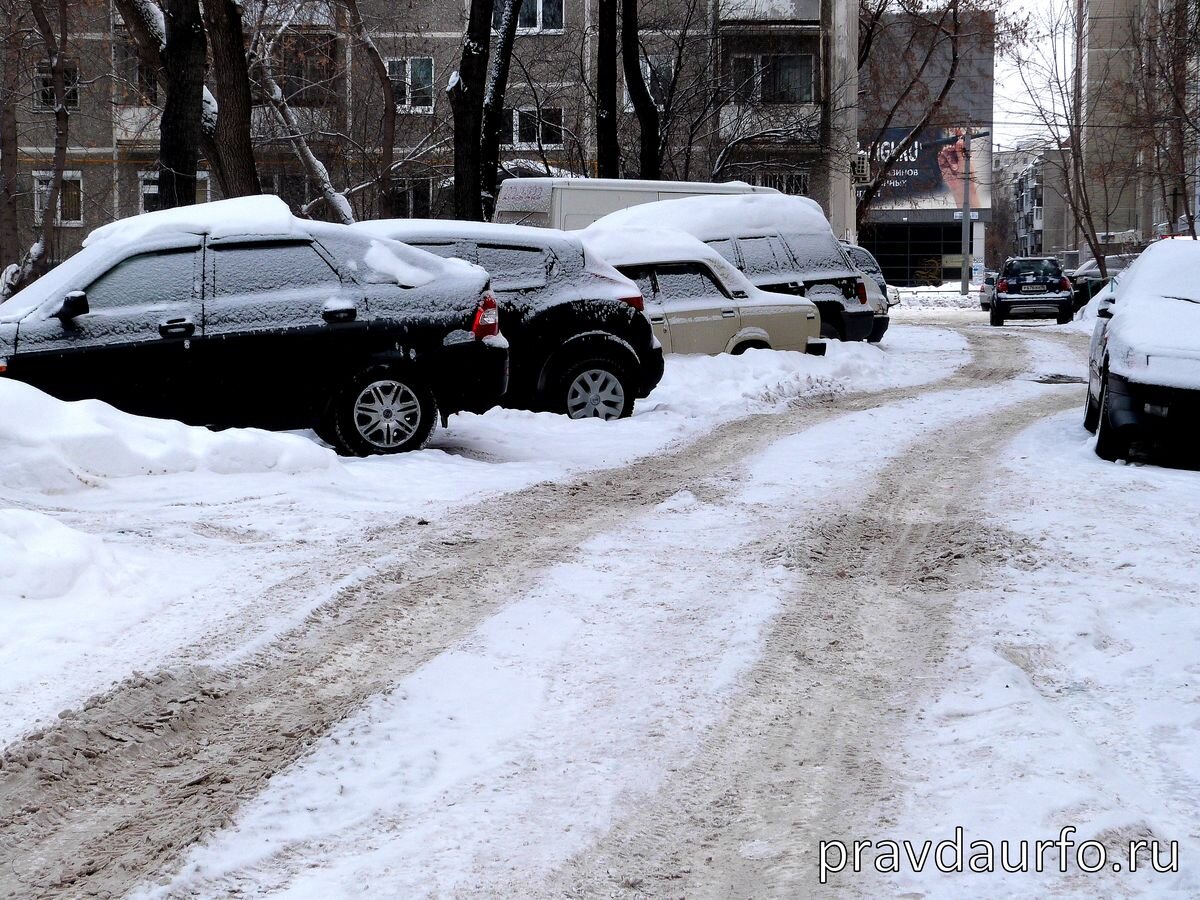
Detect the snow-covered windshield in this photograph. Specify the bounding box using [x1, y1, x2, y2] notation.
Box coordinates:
[0, 243, 114, 322]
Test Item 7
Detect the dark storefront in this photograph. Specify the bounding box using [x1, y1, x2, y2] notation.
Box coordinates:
[858, 221, 973, 286]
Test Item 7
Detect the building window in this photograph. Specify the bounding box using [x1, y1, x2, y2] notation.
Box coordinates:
[388, 178, 433, 217]
[748, 170, 810, 195]
[730, 54, 814, 105]
[33, 171, 83, 225]
[626, 54, 674, 109]
[139, 171, 210, 214]
[493, 0, 563, 32]
[114, 33, 157, 105]
[501, 107, 564, 149]
[274, 31, 337, 107]
[35, 61, 80, 110]
[387, 57, 434, 111]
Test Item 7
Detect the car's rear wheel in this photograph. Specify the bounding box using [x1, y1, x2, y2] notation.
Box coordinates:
[1094, 376, 1129, 462]
[554, 355, 633, 420]
[1083, 382, 1100, 434]
[989, 303, 1004, 326]
[332, 366, 437, 455]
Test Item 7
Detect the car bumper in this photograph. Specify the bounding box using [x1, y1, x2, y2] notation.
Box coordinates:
[1105, 373, 1200, 438]
[432, 338, 509, 414]
[996, 293, 1072, 314]
[842, 308, 876, 342]
[638, 341, 665, 398]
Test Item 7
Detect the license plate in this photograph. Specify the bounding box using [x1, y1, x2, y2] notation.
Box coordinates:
[1021, 284, 1048, 293]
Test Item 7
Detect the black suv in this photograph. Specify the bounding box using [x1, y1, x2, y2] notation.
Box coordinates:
[354, 220, 664, 420]
[0, 200, 508, 455]
[991, 257, 1075, 325]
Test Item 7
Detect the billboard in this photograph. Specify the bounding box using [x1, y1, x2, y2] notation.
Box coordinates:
[857, 126, 992, 212]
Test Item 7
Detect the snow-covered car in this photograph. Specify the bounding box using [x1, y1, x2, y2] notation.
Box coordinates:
[1070, 253, 1137, 310]
[352, 219, 662, 421]
[839, 241, 895, 342]
[991, 257, 1074, 325]
[1084, 238, 1200, 460]
[0, 196, 508, 455]
[582, 227, 824, 357]
[590, 194, 877, 343]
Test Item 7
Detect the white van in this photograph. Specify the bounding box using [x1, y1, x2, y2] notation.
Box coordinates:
[492, 177, 779, 230]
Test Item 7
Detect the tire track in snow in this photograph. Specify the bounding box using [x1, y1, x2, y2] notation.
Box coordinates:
[0, 329, 1038, 898]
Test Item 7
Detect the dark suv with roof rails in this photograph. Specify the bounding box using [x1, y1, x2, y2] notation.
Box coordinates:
[991, 257, 1075, 325]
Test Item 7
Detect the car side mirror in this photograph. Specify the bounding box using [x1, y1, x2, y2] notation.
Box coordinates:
[1097, 306, 1113, 319]
[55, 291, 89, 320]
[731, 289, 748, 299]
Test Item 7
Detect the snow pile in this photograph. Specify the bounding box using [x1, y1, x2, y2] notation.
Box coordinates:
[0, 508, 134, 602]
[362, 240, 437, 287]
[84, 195, 300, 248]
[0, 379, 333, 494]
[894, 282, 981, 309]
[590, 192, 833, 239]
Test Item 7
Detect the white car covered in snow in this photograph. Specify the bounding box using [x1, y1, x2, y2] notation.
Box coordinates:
[582, 227, 824, 356]
[1085, 237, 1200, 460]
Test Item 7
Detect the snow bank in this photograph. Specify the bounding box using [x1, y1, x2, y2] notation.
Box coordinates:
[895, 282, 981, 309]
[0, 379, 333, 493]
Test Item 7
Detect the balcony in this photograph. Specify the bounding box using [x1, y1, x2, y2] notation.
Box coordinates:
[719, 0, 820, 29]
[114, 105, 159, 144]
[719, 102, 822, 144]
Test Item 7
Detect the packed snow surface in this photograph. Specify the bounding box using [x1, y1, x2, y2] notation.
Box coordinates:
[0, 325, 967, 743]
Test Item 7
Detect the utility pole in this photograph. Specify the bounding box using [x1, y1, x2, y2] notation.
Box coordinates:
[958, 128, 989, 295]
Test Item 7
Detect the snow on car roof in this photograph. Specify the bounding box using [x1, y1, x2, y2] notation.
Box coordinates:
[581, 226, 751, 289]
[590, 193, 834, 240]
[83, 195, 302, 248]
[352, 218, 579, 251]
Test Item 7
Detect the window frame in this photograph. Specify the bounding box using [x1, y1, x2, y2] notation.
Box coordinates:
[32, 169, 83, 227]
[138, 170, 211, 214]
[492, 0, 565, 34]
[34, 60, 80, 111]
[500, 106, 565, 150]
[729, 53, 816, 106]
[386, 56, 435, 113]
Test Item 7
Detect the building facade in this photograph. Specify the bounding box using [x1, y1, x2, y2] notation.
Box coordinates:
[0, 0, 860, 272]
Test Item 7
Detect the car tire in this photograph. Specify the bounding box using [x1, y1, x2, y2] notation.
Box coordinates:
[731, 340, 770, 355]
[989, 303, 1004, 326]
[552, 353, 634, 421]
[331, 365, 438, 456]
[819, 321, 843, 341]
[1094, 375, 1129, 462]
[313, 402, 340, 447]
[1057, 304, 1073, 325]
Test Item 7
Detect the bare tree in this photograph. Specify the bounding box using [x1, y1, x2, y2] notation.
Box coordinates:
[24, 0, 69, 283]
[342, 0, 396, 216]
[202, 0, 260, 198]
[480, 0, 522, 216]
[0, 0, 29, 279]
[596, 0, 620, 176]
[621, 0, 659, 177]
[158, 0, 207, 208]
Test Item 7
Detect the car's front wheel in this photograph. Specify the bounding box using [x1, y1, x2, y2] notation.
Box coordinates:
[1094, 375, 1130, 462]
[1083, 381, 1100, 433]
[332, 365, 438, 455]
[553, 355, 634, 420]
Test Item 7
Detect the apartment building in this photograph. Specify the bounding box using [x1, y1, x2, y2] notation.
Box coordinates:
[1, 0, 859, 269]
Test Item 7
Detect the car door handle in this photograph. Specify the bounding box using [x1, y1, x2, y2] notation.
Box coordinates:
[721, 309, 737, 318]
[158, 317, 195, 339]
[649, 315, 666, 324]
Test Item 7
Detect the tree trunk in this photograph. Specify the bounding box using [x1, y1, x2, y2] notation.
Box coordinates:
[0, 12, 22, 275]
[480, 0, 521, 218]
[27, 0, 68, 282]
[621, 0, 659, 178]
[596, 0, 619, 177]
[202, 0, 259, 198]
[159, 0, 205, 209]
[448, 0, 493, 220]
[343, 0, 396, 217]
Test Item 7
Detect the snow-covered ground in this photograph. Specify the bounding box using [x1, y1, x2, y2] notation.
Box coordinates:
[880, 384, 1200, 895]
[895, 281, 984, 309]
[0, 325, 967, 745]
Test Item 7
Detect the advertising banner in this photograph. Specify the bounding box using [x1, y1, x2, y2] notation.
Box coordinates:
[857, 126, 992, 212]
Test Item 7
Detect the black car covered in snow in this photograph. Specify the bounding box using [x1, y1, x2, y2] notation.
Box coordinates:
[0, 197, 509, 455]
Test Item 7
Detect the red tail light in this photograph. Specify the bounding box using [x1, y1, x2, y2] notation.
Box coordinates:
[472, 292, 500, 340]
[1059, 276, 1071, 292]
[620, 294, 644, 311]
[997, 278, 1009, 293]
[855, 281, 868, 304]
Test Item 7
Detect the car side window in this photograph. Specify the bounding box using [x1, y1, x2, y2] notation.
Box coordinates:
[617, 266, 657, 300]
[477, 243, 548, 290]
[706, 239, 737, 265]
[654, 264, 728, 300]
[738, 237, 784, 276]
[211, 242, 338, 295]
[84, 249, 197, 311]
[412, 242, 459, 260]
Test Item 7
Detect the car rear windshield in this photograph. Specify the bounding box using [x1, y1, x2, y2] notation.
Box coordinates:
[1004, 258, 1062, 278]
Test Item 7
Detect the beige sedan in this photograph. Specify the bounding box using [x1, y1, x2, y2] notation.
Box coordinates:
[582, 228, 824, 356]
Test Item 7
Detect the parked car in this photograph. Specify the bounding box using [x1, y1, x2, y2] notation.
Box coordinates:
[582, 227, 825, 357]
[492, 177, 778, 230]
[990, 257, 1075, 325]
[0, 197, 509, 455]
[591, 194, 877, 342]
[979, 272, 997, 310]
[352, 219, 663, 421]
[840, 242, 896, 342]
[1071, 253, 1137, 310]
[1085, 238, 1200, 460]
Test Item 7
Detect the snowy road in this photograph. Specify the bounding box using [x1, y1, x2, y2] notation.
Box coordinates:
[2, 318, 1196, 898]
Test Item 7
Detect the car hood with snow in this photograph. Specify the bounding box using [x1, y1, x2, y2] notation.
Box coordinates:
[1104, 239, 1200, 388]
